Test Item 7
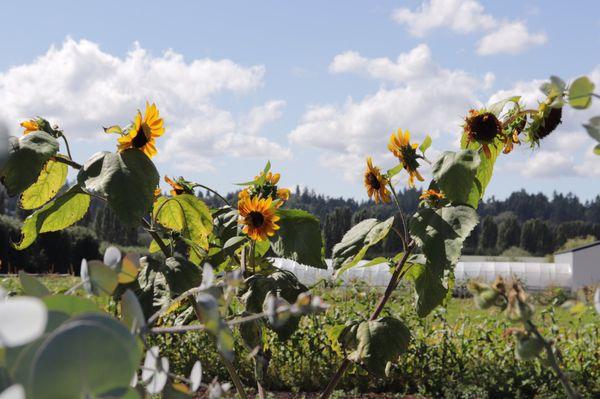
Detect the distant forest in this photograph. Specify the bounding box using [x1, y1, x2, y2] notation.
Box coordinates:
[2, 184, 600, 273]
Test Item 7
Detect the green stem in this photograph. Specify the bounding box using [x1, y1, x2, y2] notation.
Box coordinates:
[193, 183, 231, 207]
[58, 133, 74, 160]
[387, 182, 408, 251]
[319, 243, 415, 399]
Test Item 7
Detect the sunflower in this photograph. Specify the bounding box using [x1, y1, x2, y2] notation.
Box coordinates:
[238, 196, 280, 241]
[419, 188, 445, 207]
[388, 128, 424, 187]
[20, 120, 39, 135]
[118, 103, 165, 158]
[502, 116, 526, 154]
[529, 103, 562, 143]
[364, 157, 391, 204]
[464, 110, 502, 158]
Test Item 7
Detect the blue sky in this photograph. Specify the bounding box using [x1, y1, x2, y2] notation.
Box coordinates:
[0, 1, 599, 200]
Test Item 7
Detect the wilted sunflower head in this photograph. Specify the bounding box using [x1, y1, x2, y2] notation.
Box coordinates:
[164, 176, 194, 196]
[502, 116, 526, 154]
[118, 102, 165, 158]
[528, 103, 562, 144]
[464, 110, 502, 158]
[364, 157, 391, 204]
[238, 196, 280, 241]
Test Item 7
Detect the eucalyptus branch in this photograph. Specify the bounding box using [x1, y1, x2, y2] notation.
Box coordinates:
[320, 242, 415, 399]
[525, 320, 580, 398]
[189, 298, 248, 399]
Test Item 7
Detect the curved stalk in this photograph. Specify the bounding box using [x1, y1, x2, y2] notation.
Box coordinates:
[193, 183, 231, 207]
[319, 243, 415, 399]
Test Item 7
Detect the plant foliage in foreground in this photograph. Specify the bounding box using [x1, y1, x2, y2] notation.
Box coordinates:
[0, 75, 598, 398]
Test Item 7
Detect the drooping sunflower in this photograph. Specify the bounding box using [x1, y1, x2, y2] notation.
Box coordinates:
[164, 176, 194, 196]
[20, 120, 39, 135]
[238, 196, 280, 241]
[118, 103, 165, 158]
[528, 103, 562, 144]
[464, 110, 502, 158]
[388, 128, 424, 188]
[364, 157, 391, 204]
[419, 188, 445, 207]
[502, 116, 526, 154]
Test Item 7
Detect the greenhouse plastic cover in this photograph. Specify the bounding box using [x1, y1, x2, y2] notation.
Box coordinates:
[271, 258, 573, 289]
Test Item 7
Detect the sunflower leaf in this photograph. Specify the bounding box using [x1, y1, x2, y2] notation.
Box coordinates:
[386, 163, 404, 179]
[14, 185, 91, 250]
[0, 132, 59, 197]
[432, 150, 480, 206]
[594, 144, 600, 156]
[418, 135, 432, 154]
[20, 160, 68, 210]
[460, 133, 501, 208]
[332, 217, 394, 276]
[344, 317, 411, 376]
[405, 263, 447, 317]
[153, 194, 213, 251]
[270, 209, 326, 268]
[77, 149, 159, 225]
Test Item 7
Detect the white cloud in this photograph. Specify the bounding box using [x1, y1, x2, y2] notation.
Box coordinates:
[477, 21, 547, 55]
[392, 0, 546, 56]
[0, 38, 290, 171]
[329, 44, 438, 83]
[392, 0, 496, 37]
[290, 45, 488, 180]
[519, 150, 576, 178]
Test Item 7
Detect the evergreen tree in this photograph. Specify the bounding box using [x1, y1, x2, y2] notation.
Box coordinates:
[480, 216, 498, 253]
[520, 219, 554, 256]
[497, 215, 521, 252]
[322, 207, 352, 256]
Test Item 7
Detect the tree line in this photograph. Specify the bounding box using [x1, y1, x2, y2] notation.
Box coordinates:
[1, 185, 600, 273]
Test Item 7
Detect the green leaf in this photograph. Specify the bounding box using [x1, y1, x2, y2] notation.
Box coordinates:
[584, 116, 600, 142]
[410, 205, 478, 275]
[406, 263, 447, 317]
[164, 256, 202, 296]
[568, 76, 595, 110]
[28, 314, 141, 399]
[432, 150, 480, 206]
[20, 160, 68, 210]
[332, 217, 394, 274]
[270, 209, 326, 268]
[488, 96, 520, 117]
[15, 185, 91, 250]
[42, 295, 101, 331]
[241, 270, 307, 340]
[461, 134, 501, 208]
[419, 135, 432, 153]
[18, 271, 50, 297]
[0, 132, 59, 196]
[594, 144, 600, 156]
[121, 289, 146, 332]
[103, 125, 123, 135]
[344, 317, 411, 376]
[153, 194, 213, 250]
[77, 149, 159, 225]
[386, 163, 404, 179]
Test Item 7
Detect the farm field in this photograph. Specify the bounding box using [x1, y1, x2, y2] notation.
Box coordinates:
[2, 275, 598, 398]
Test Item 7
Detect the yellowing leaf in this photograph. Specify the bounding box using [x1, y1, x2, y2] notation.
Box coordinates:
[153, 194, 212, 250]
[15, 185, 91, 250]
[20, 160, 68, 210]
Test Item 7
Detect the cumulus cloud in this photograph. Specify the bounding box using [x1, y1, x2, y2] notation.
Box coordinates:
[0, 38, 290, 171]
[391, 0, 496, 37]
[477, 21, 547, 55]
[290, 44, 488, 180]
[392, 0, 546, 55]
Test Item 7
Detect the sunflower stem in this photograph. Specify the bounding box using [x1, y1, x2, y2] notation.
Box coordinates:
[193, 183, 231, 207]
[387, 182, 408, 251]
[52, 154, 82, 170]
[58, 132, 74, 160]
[319, 242, 415, 399]
[141, 218, 171, 257]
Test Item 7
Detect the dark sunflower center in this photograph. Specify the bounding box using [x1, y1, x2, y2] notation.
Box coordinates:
[400, 145, 420, 172]
[132, 124, 149, 148]
[536, 107, 562, 139]
[367, 173, 381, 190]
[174, 188, 185, 195]
[248, 211, 265, 228]
[468, 113, 501, 143]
